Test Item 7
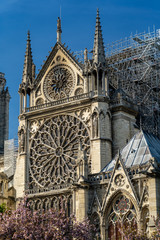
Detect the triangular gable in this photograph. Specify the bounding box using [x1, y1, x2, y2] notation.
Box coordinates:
[31, 42, 85, 105]
[101, 152, 139, 213]
[35, 42, 83, 87]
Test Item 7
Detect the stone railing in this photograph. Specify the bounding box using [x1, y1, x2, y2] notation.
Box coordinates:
[25, 92, 91, 112]
[26, 183, 71, 195]
[88, 164, 148, 184]
[127, 164, 149, 177]
[25, 91, 108, 113]
[88, 171, 112, 184]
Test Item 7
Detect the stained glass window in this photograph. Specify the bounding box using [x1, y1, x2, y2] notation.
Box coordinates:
[108, 195, 136, 240]
[114, 196, 130, 214]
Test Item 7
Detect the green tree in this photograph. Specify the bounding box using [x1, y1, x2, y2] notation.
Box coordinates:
[0, 203, 7, 213]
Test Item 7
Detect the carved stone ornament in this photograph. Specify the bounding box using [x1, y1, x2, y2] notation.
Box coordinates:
[18, 126, 26, 153]
[75, 108, 91, 123]
[114, 174, 125, 187]
[75, 87, 83, 96]
[29, 115, 90, 190]
[43, 64, 75, 101]
[30, 121, 39, 134]
[36, 98, 44, 106]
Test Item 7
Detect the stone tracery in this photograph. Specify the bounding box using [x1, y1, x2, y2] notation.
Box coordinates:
[28, 194, 73, 215]
[114, 174, 125, 187]
[43, 65, 75, 101]
[108, 195, 136, 239]
[29, 114, 90, 191]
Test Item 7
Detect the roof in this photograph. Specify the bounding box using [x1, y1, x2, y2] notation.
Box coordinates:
[101, 130, 160, 172]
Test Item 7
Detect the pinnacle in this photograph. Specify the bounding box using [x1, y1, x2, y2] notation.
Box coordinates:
[57, 17, 62, 43]
[27, 30, 30, 41]
[93, 9, 105, 64]
[22, 31, 34, 84]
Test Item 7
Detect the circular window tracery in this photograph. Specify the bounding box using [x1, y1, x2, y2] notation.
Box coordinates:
[29, 115, 90, 189]
[114, 174, 125, 187]
[114, 195, 130, 214]
[43, 65, 75, 101]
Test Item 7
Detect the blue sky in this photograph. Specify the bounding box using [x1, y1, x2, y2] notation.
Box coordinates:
[0, 0, 160, 139]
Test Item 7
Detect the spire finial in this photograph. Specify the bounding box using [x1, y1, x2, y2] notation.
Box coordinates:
[97, 8, 99, 16]
[22, 30, 34, 84]
[27, 30, 30, 41]
[57, 17, 62, 43]
[93, 9, 105, 64]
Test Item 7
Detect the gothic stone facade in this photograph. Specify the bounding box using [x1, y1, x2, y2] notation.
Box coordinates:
[14, 11, 160, 239]
[0, 73, 14, 209]
[0, 73, 10, 155]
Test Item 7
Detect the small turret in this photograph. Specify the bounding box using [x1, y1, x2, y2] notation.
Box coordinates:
[0, 73, 10, 154]
[19, 31, 35, 113]
[86, 9, 107, 96]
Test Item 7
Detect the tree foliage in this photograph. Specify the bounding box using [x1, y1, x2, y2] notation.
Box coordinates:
[119, 221, 150, 240]
[117, 218, 160, 240]
[0, 203, 7, 214]
[0, 198, 94, 240]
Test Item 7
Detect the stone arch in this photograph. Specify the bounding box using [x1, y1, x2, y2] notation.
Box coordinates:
[42, 197, 50, 211]
[102, 190, 139, 240]
[36, 98, 44, 106]
[98, 69, 103, 93]
[35, 199, 42, 210]
[92, 70, 97, 91]
[51, 196, 58, 209]
[67, 195, 73, 216]
[106, 110, 112, 119]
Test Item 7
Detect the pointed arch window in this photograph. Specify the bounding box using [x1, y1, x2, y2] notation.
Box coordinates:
[108, 195, 137, 240]
[91, 212, 101, 240]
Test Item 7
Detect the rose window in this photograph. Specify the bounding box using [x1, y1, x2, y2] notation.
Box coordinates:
[114, 196, 130, 214]
[29, 115, 90, 189]
[43, 65, 75, 101]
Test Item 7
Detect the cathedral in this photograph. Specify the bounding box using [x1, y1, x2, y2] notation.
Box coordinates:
[1, 9, 160, 240]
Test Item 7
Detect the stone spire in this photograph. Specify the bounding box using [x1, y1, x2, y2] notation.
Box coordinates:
[93, 9, 105, 64]
[57, 17, 62, 43]
[22, 31, 34, 84]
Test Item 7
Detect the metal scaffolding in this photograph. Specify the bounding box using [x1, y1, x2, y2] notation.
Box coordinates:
[106, 29, 160, 135]
[4, 139, 18, 178]
[75, 28, 160, 135]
